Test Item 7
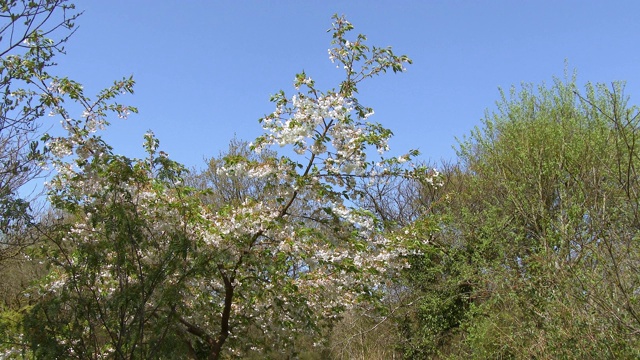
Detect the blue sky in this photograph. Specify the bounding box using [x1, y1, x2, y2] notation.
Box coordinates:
[50, 1, 640, 169]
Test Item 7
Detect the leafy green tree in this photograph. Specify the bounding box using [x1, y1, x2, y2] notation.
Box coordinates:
[0, 0, 80, 261]
[2, 74, 138, 358]
[400, 77, 640, 358]
[0, 1, 84, 356]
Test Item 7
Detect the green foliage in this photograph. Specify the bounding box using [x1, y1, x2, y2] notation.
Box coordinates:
[397, 76, 640, 358]
[0, 0, 80, 253]
[24, 132, 195, 358]
[0, 1, 82, 356]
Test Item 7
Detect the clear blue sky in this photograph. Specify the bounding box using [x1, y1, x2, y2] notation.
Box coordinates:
[50, 1, 640, 169]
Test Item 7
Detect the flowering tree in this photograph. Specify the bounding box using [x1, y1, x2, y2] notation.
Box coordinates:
[16, 15, 437, 359]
